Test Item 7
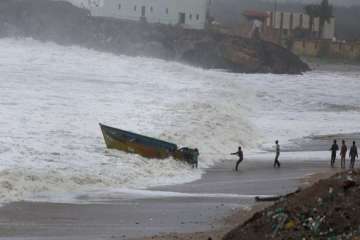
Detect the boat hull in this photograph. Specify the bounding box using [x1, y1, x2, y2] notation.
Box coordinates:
[99, 123, 198, 167]
[100, 124, 176, 159]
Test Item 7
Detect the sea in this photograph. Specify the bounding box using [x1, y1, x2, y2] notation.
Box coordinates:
[0, 38, 359, 203]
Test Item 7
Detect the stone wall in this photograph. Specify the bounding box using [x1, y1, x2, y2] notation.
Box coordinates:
[293, 40, 360, 61]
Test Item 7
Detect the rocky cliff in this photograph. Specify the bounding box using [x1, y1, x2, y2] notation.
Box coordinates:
[0, 0, 310, 74]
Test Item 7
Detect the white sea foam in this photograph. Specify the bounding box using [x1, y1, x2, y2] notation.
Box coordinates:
[0, 38, 255, 203]
[0, 38, 359, 203]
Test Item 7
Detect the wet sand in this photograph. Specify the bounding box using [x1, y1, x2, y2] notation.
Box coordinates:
[0, 160, 338, 240]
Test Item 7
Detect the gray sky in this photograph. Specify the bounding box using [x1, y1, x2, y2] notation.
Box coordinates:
[63, 0, 360, 7]
[263, 0, 360, 6]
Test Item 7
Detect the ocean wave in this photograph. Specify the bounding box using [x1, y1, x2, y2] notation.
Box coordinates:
[0, 38, 255, 203]
[1, 38, 359, 204]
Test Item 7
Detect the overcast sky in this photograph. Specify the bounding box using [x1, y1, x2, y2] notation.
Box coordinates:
[263, 0, 360, 6]
[62, 0, 360, 7]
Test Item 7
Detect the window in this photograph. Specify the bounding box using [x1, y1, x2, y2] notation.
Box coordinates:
[134, 5, 137, 11]
[189, 14, 192, 20]
[299, 14, 303, 28]
[166, 8, 169, 14]
[150, 6, 153, 12]
[196, 14, 199, 20]
[118, 4, 121, 10]
[178, 12, 186, 24]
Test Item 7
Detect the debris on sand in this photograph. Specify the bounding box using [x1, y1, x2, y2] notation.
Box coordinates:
[224, 170, 360, 240]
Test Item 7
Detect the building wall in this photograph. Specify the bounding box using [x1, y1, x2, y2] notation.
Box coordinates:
[66, 0, 209, 30]
[322, 18, 335, 40]
[293, 40, 360, 60]
[266, 11, 335, 40]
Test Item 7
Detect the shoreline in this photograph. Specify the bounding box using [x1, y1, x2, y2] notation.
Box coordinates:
[0, 159, 339, 240]
[134, 202, 274, 240]
[134, 166, 342, 240]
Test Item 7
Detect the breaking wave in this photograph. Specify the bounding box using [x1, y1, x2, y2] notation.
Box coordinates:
[0, 38, 255, 203]
[0, 38, 360, 203]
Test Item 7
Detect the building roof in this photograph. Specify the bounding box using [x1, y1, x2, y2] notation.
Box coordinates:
[243, 10, 269, 20]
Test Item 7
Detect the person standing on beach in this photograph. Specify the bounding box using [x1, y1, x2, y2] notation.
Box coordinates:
[193, 148, 199, 168]
[340, 140, 348, 169]
[330, 140, 339, 168]
[274, 140, 280, 168]
[349, 141, 358, 169]
[231, 146, 243, 172]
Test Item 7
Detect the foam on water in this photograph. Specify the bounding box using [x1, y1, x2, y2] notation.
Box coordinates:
[0, 38, 359, 203]
[245, 70, 360, 149]
[0, 38, 255, 203]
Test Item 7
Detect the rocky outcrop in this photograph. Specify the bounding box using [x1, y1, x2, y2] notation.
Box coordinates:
[0, 0, 310, 74]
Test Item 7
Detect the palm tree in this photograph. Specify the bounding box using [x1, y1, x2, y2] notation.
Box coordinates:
[304, 4, 319, 38]
[304, 0, 333, 39]
[318, 0, 333, 38]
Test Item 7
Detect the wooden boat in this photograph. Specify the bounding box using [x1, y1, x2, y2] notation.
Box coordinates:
[99, 123, 198, 167]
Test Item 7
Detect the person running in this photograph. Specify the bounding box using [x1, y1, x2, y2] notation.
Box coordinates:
[349, 141, 358, 169]
[329, 140, 339, 168]
[231, 146, 243, 172]
[274, 140, 280, 168]
[340, 140, 348, 169]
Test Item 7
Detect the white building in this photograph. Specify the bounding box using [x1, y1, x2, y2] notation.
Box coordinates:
[266, 11, 335, 40]
[65, 0, 211, 30]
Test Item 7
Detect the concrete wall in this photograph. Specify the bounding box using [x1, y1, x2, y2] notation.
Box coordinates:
[293, 40, 360, 60]
[65, 0, 209, 30]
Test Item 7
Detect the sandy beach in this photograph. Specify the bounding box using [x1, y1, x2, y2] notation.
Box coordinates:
[0, 159, 339, 240]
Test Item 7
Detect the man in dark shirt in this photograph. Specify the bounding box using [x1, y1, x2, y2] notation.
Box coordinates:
[274, 140, 281, 168]
[340, 140, 348, 169]
[330, 140, 339, 168]
[231, 146, 243, 172]
[193, 148, 199, 168]
[349, 141, 358, 169]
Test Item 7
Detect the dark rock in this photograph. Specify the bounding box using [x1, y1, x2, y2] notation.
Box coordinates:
[0, 0, 310, 74]
[223, 170, 360, 240]
[343, 180, 356, 191]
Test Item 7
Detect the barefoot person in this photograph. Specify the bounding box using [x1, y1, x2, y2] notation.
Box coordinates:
[349, 141, 358, 169]
[330, 140, 339, 168]
[340, 140, 348, 169]
[231, 146, 243, 172]
[274, 140, 280, 168]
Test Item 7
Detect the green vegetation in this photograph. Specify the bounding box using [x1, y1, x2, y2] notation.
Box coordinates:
[304, 0, 333, 39]
[304, 4, 318, 38]
[318, 0, 333, 38]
